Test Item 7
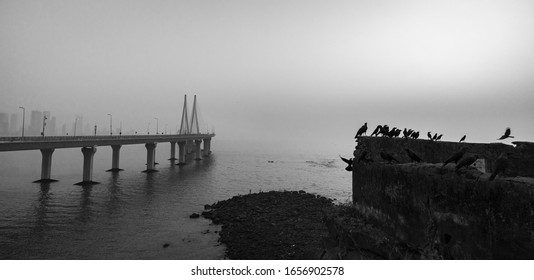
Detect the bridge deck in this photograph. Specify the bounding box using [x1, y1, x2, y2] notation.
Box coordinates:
[0, 134, 215, 152]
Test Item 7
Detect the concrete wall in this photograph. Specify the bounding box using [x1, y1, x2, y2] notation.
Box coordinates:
[351, 137, 534, 259]
[355, 136, 534, 178]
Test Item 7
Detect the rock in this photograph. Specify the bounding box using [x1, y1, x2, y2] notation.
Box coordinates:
[202, 190, 335, 259]
[189, 213, 200, 219]
[163, 243, 170, 248]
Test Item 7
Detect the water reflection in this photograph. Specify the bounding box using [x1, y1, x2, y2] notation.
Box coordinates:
[106, 172, 122, 215]
[77, 186, 93, 223]
[33, 183, 51, 234]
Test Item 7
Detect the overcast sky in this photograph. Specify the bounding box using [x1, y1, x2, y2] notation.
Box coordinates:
[1, 0, 533, 154]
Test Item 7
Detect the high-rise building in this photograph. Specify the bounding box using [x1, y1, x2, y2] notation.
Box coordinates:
[0, 113, 9, 136]
[29, 110, 42, 136]
[9, 113, 18, 136]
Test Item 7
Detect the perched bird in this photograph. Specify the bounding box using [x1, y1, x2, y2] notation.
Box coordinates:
[355, 122, 368, 138]
[489, 153, 510, 181]
[432, 133, 439, 140]
[380, 125, 390, 137]
[412, 131, 419, 139]
[427, 132, 433, 140]
[459, 135, 466, 143]
[339, 155, 353, 171]
[498, 128, 514, 140]
[392, 128, 402, 138]
[455, 154, 479, 171]
[370, 125, 382, 137]
[442, 147, 468, 167]
[380, 151, 399, 163]
[436, 134, 443, 141]
[405, 148, 423, 163]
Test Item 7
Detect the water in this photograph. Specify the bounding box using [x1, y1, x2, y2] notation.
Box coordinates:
[0, 142, 351, 259]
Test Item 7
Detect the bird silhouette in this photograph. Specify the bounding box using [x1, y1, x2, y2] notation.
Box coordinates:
[489, 153, 510, 181]
[405, 148, 423, 163]
[436, 134, 443, 141]
[370, 125, 382, 137]
[339, 155, 353, 171]
[432, 133, 438, 140]
[355, 122, 368, 138]
[412, 131, 419, 139]
[498, 128, 514, 140]
[442, 147, 468, 167]
[455, 154, 479, 171]
[459, 135, 466, 143]
[427, 132, 433, 140]
[380, 151, 399, 163]
[380, 125, 390, 137]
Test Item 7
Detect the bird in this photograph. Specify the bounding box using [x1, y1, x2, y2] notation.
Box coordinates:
[489, 153, 510, 181]
[455, 154, 479, 171]
[433, 133, 438, 140]
[370, 125, 382, 137]
[355, 122, 368, 138]
[436, 134, 443, 141]
[427, 132, 433, 140]
[379, 125, 390, 137]
[412, 131, 419, 139]
[442, 147, 468, 167]
[459, 135, 466, 143]
[339, 155, 353, 171]
[380, 151, 399, 163]
[498, 128, 514, 140]
[402, 128, 409, 138]
[405, 148, 423, 163]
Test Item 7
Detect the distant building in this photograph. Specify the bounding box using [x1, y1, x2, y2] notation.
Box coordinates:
[9, 113, 18, 136]
[0, 113, 9, 136]
[48, 116, 57, 136]
[29, 110, 42, 136]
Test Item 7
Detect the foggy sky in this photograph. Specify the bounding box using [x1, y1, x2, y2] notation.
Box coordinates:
[1, 0, 533, 155]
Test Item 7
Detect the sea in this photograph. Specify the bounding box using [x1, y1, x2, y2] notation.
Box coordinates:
[0, 141, 352, 259]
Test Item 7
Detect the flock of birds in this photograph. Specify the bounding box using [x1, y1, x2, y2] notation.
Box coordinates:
[340, 123, 515, 181]
[353, 123, 515, 143]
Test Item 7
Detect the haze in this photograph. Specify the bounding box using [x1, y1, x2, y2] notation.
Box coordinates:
[1, 0, 533, 155]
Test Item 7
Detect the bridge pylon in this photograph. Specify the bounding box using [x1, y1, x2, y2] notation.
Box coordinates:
[190, 95, 200, 134]
[178, 95, 190, 135]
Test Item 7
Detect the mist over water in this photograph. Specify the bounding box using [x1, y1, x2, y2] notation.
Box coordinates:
[0, 140, 351, 259]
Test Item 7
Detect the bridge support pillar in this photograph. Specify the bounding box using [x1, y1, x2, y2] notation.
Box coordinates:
[177, 141, 186, 165]
[34, 148, 57, 183]
[187, 140, 194, 154]
[143, 142, 158, 173]
[203, 138, 211, 157]
[194, 139, 203, 160]
[107, 145, 123, 172]
[75, 146, 99, 185]
[169, 141, 177, 160]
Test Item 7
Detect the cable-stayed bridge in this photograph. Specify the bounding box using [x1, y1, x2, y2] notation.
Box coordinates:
[0, 95, 214, 185]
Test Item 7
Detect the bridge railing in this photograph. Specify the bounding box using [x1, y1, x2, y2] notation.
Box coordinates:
[0, 133, 215, 143]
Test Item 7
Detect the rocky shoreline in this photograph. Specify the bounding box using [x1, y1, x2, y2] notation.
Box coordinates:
[200, 190, 335, 259]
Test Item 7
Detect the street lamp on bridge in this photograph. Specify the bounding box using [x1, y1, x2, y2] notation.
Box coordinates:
[18, 106, 25, 137]
[154, 118, 159, 134]
[41, 115, 48, 136]
[107, 114, 113, 135]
